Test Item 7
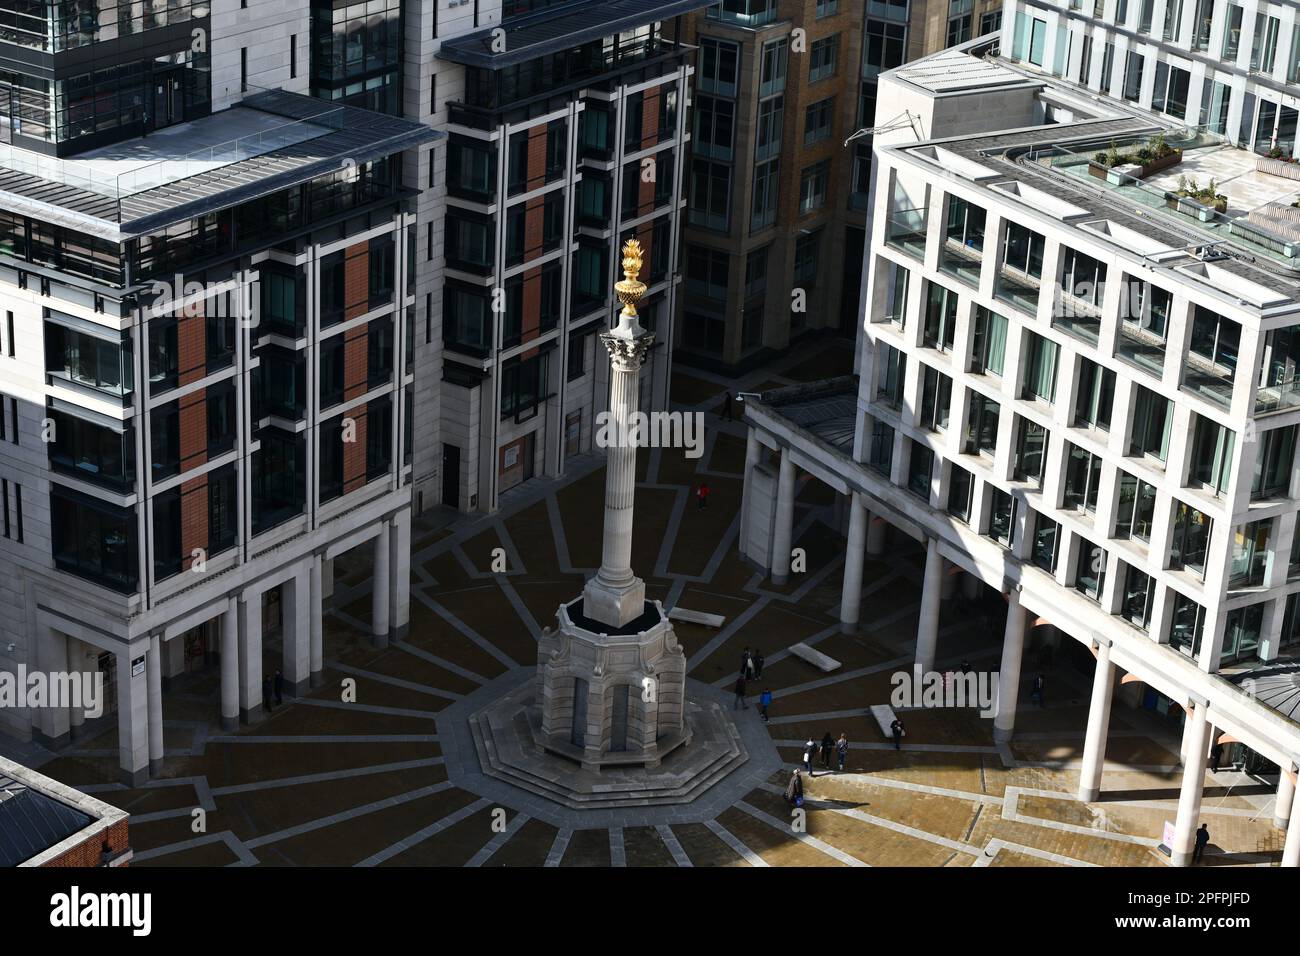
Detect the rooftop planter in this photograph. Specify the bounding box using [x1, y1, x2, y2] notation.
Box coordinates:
[1170, 175, 1228, 216]
[1091, 134, 1183, 179]
[1258, 153, 1300, 181]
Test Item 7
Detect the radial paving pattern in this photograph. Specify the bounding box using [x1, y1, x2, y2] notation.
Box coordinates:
[23, 341, 1293, 867]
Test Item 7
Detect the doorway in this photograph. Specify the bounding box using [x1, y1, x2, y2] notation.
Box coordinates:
[571, 677, 588, 748]
[442, 443, 460, 509]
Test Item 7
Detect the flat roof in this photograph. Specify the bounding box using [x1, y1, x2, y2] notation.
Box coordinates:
[884, 49, 1300, 309]
[438, 0, 707, 68]
[888, 46, 1038, 95]
[0, 90, 442, 241]
[749, 377, 858, 452]
[0, 756, 126, 867]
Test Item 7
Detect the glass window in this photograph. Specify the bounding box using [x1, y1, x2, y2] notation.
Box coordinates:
[919, 365, 953, 431]
[907, 442, 934, 499]
[970, 306, 1008, 375]
[1114, 472, 1156, 542]
[965, 393, 1001, 456]
[1188, 415, 1235, 495]
[1075, 538, 1107, 601]
[1032, 513, 1060, 573]
[1169, 591, 1205, 657]
[1121, 564, 1155, 631]
[1128, 386, 1172, 463]
[1021, 332, 1059, 403]
[948, 464, 974, 521]
[1063, 443, 1102, 513]
[1014, 418, 1048, 484]
[809, 35, 840, 82]
[1170, 501, 1212, 578]
[1229, 518, 1272, 588]
[988, 488, 1017, 546]
[50, 485, 138, 593]
[1252, 426, 1296, 499]
[924, 281, 958, 351]
[1074, 358, 1115, 429]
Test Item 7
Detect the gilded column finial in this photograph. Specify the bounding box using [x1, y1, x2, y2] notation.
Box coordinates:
[614, 238, 647, 317]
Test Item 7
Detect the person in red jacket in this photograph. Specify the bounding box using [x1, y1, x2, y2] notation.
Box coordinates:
[697, 482, 710, 510]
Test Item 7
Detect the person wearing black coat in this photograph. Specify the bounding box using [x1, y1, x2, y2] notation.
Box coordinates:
[820, 732, 835, 769]
[785, 769, 804, 805]
[890, 717, 905, 750]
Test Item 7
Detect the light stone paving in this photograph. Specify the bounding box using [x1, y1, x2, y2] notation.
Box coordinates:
[19, 338, 1293, 868]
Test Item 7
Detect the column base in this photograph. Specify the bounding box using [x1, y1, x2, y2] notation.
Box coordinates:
[371, 632, 389, 649]
[33, 728, 70, 750]
[120, 766, 149, 788]
[221, 714, 239, 732]
[1276, 815, 1290, 830]
[839, 620, 859, 634]
[1170, 849, 1193, 867]
[1078, 786, 1100, 802]
[771, 573, 788, 586]
[992, 725, 1014, 743]
[286, 678, 309, 699]
[310, 671, 325, 689]
[149, 757, 163, 776]
[239, 704, 264, 725]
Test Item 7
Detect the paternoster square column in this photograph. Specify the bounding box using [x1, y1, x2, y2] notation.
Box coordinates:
[582, 239, 653, 629]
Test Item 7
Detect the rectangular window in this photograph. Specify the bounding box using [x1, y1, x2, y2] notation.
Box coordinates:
[965, 393, 1001, 456]
[923, 282, 958, 351]
[1075, 538, 1106, 602]
[809, 35, 840, 83]
[1252, 425, 1296, 499]
[1121, 564, 1155, 631]
[1021, 333, 1059, 403]
[948, 465, 974, 521]
[1188, 415, 1236, 495]
[799, 161, 829, 213]
[907, 443, 934, 499]
[1014, 417, 1048, 484]
[804, 97, 834, 145]
[1114, 472, 1157, 542]
[1074, 359, 1115, 430]
[1229, 518, 1272, 588]
[1063, 443, 1103, 513]
[1128, 385, 1172, 463]
[988, 488, 1017, 546]
[877, 343, 906, 407]
[884, 262, 909, 326]
[1031, 512, 1060, 574]
[1170, 592, 1206, 657]
[751, 159, 780, 231]
[1170, 501, 1212, 578]
[919, 365, 952, 431]
[970, 307, 1008, 376]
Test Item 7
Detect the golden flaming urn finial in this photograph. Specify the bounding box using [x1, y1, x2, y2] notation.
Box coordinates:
[614, 239, 647, 315]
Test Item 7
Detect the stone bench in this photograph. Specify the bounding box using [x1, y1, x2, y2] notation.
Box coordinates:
[788, 642, 840, 672]
[869, 704, 900, 739]
[668, 607, 726, 628]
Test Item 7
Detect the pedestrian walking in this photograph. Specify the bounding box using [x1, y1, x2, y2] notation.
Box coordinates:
[1210, 742, 1223, 773]
[274, 669, 284, 706]
[836, 733, 849, 772]
[820, 732, 835, 770]
[1193, 823, 1210, 863]
[803, 737, 817, 776]
[742, 647, 756, 680]
[733, 674, 748, 710]
[697, 482, 710, 510]
[1031, 673, 1046, 708]
[890, 717, 905, 750]
[785, 769, 804, 806]
[759, 687, 772, 721]
[753, 650, 765, 679]
[722, 392, 734, 422]
[262, 675, 274, 713]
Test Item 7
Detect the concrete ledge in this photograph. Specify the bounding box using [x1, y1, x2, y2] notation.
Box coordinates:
[869, 704, 898, 738]
[669, 607, 726, 628]
[789, 642, 840, 672]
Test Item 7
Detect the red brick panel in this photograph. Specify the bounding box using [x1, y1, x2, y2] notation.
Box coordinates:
[343, 325, 369, 401]
[344, 242, 370, 321]
[522, 267, 542, 345]
[179, 389, 208, 473]
[43, 819, 130, 868]
[637, 222, 654, 277]
[178, 311, 206, 387]
[181, 473, 209, 571]
[524, 196, 545, 261]
[641, 87, 660, 150]
[343, 404, 368, 494]
[638, 162, 656, 215]
[526, 125, 548, 191]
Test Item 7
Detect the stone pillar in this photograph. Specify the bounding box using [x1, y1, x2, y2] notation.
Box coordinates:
[282, 564, 311, 697]
[220, 597, 239, 731]
[866, 514, 887, 556]
[66, 635, 86, 739]
[740, 429, 761, 555]
[1276, 771, 1295, 830]
[322, 557, 335, 599]
[914, 538, 942, 678]
[840, 493, 868, 633]
[147, 635, 164, 775]
[390, 509, 411, 640]
[34, 626, 71, 747]
[116, 648, 149, 787]
[75, 641, 100, 740]
[373, 522, 391, 648]
[1078, 640, 1115, 802]
[238, 591, 263, 725]
[1170, 701, 1209, 866]
[771, 451, 796, 585]
[1284, 782, 1300, 867]
[994, 589, 1026, 743]
[310, 553, 325, 688]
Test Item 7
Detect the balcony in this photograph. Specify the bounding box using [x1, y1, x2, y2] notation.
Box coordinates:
[1256, 377, 1300, 415]
[885, 207, 927, 260]
[1116, 322, 1166, 377]
[1182, 356, 1234, 410]
[939, 239, 981, 286]
[994, 269, 1040, 316]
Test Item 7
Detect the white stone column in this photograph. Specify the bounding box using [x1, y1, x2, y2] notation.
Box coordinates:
[994, 589, 1026, 743]
[116, 648, 149, 787]
[322, 557, 335, 598]
[147, 635, 164, 775]
[840, 493, 868, 633]
[283, 564, 311, 696]
[740, 429, 761, 555]
[866, 513, 887, 556]
[1171, 701, 1210, 866]
[1284, 780, 1300, 867]
[1276, 770, 1295, 830]
[238, 591, 263, 724]
[66, 635, 86, 738]
[771, 451, 797, 584]
[914, 538, 942, 678]
[35, 626, 71, 746]
[390, 509, 411, 639]
[310, 553, 325, 688]
[373, 522, 391, 648]
[1078, 639, 1115, 801]
[220, 597, 239, 731]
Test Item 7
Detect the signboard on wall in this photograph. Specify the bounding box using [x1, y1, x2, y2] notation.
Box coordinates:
[131, 656, 145, 678]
